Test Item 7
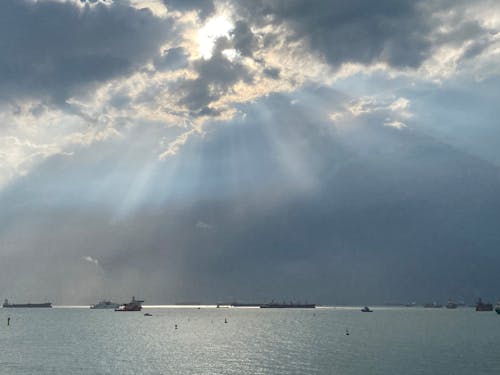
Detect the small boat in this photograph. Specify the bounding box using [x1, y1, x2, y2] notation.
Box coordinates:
[144, 313, 152, 316]
[475, 298, 493, 312]
[115, 296, 144, 312]
[361, 306, 373, 312]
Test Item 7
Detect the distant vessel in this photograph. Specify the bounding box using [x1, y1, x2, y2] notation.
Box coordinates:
[115, 296, 144, 312]
[361, 306, 373, 312]
[90, 300, 120, 309]
[424, 302, 443, 308]
[231, 302, 261, 307]
[3, 299, 52, 308]
[260, 302, 316, 308]
[475, 298, 493, 312]
[446, 300, 458, 309]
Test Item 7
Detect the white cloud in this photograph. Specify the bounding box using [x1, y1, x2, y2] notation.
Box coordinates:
[384, 120, 407, 130]
[196, 221, 213, 230]
[82, 256, 99, 266]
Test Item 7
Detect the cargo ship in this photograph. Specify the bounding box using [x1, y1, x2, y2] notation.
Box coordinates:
[475, 298, 493, 312]
[3, 299, 52, 308]
[231, 302, 261, 307]
[115, 296, 144, 311]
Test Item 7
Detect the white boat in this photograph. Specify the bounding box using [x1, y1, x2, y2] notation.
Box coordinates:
[90, 300, 121, 309]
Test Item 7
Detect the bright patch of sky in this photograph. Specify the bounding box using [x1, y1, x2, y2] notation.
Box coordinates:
[198, 15, 234, 59]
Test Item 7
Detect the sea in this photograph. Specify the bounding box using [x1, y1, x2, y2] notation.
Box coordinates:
[0, 306, 499, 374]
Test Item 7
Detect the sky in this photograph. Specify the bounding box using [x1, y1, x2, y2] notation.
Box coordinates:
[1, 0, 500, 305]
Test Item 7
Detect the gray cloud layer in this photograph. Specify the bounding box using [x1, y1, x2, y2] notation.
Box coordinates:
[0, 0, 173, 103]
[233, 0, 433, 68]
[163, 0, 215, 19]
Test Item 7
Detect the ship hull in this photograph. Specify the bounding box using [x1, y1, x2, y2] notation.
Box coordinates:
[260, 304, 316, 308]
[114, 297, 143, 311]
[114, 307, 142, 311]
[476, 304, 493, 311]
[3, 303, 52, 308]
[90, 301, 120, 309]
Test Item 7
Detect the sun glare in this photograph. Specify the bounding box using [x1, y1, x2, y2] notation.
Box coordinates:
[198, 16, 234, 59]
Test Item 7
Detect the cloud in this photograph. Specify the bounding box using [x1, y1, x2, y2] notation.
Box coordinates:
[176, 39, 253, 115]
[82, 256, 99, 266]
[231, 0, 434, 68]
[196, 221, 213, 230]
[162, 0, 215, 19]
[230, 20, 258, 58]
[0, 0, 175, 104]
[384, 120, 407, 129]
[153, 47, 189, 71]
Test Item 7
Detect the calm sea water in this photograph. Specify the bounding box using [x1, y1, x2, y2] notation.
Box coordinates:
[0, 307, 499, 374]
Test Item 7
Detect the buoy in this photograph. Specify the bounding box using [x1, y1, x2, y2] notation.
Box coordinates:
[345, 328, 350, 336]
[7, 316, 10, 326]
[175, 324, 178, 329]
[224, 318, 228, 324]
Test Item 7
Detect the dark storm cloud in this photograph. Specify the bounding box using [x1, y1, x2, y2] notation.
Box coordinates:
[263, 67, 280, 79]
[153, 47, 189, 71]
[0, 0, 174, 103]
[231, 0, 493, 69]
[230, 20, 258, 58]
[162, 0, 214, 18]
[177, 38, 253, 115]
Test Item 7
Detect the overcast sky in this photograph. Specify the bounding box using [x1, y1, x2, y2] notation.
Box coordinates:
[1, 0, 500, 305]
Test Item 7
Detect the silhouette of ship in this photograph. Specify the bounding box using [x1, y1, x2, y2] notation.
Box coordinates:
[475, 298, 493, 312]
[3, 299, 52, 308]
[260, 301, 316, 308]
[114, 296, 144, 311]
[90, 300, 120, 309]
[446, 300, 458, 309]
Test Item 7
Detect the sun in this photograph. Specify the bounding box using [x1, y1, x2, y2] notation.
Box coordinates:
[198, 16, 234, 59]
